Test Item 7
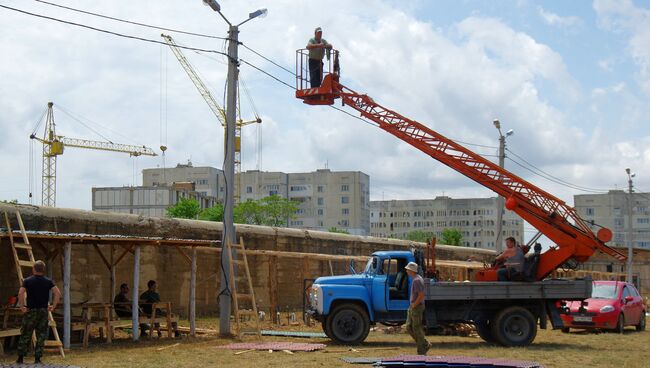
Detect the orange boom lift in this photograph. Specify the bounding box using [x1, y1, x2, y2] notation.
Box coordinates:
[295, 49, 626, 281]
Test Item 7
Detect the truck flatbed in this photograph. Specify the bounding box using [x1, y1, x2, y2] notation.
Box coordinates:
[426, 278, 592, 301]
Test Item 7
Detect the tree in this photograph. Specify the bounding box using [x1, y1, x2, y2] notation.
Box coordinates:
[259, 195, 299, 227]
[0, 199, 18, 204]
[199, 203, 224, 222]
[328, 227, 349, 234]
[234, 199, 265, 225]
[166, 198, 201, 219]
[233, 195, 299, 227]
[441, 228, 463, 246]
[405, 230, 435, 243]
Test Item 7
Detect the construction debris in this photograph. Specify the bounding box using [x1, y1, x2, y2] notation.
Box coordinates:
[216, 342, 326, 352]
[260, 330, 327, 338]
[347, 355, 544, 368]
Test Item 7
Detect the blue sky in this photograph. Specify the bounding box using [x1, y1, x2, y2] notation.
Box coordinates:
[1, 0, 650, 243]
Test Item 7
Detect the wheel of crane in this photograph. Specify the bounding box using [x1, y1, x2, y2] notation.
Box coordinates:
[490, 306, 537, 347]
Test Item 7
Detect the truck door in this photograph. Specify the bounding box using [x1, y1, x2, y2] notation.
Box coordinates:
[386, 256, 410, 312]
[370, 256, 388, 312]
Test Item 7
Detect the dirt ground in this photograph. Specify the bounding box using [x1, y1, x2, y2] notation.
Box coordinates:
[1, 317, 648, 368]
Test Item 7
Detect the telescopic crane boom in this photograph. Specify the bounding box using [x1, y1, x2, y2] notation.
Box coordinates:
[30, 102, 157, 207]
[294, 49, 626, 281]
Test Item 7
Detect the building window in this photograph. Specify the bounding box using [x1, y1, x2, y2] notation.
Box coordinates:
[585, 208, 594, 216]
[342, 208, 349, 215]
[269, 190, 278, 196]
[637, 218, 650, 224]
[340, 220, 349, 227]
[317, 197, 324, 205]
[290, 185, 307, 191]
[341, 196, 349, 204]
[246, 186, 252, 193]
[317, 186, 324, 193]
[341, 184, 349, 192]
[196, 179, 209, 185]
[290, 220, 304, 226]
[317, 209, 324, 216]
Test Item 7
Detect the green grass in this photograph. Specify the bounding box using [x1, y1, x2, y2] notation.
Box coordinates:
[2, 317, 648, 367]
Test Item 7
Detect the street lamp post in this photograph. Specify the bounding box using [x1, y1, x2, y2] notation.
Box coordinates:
[203, 0, 267, 336]
[493, 119, 513, 253]
[625, 168, 635, 284]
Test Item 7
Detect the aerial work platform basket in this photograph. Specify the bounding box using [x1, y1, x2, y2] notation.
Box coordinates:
[295, 48, 341, 105]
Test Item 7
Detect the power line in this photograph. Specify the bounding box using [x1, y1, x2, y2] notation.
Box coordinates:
[33, 0, 227, 40]
[241, 44, 295, 75]
[506, 157, 607, 194]
[0, 4, 229, 58]
[239, 58, 295, 90]
[506, 148, 610, 193]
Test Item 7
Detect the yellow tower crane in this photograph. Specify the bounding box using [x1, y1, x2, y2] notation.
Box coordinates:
[161, 33, 261, 202]
[30, 102, 157, 207]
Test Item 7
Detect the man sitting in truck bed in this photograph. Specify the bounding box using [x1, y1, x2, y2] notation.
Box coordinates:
[495, 237, 525, 281]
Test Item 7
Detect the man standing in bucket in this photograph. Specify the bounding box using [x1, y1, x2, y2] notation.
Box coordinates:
[16, 260, 61, 364]
[404, 261, 430, 355]
[306, 27, 332, 88]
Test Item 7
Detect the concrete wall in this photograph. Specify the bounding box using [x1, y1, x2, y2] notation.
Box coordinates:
[0, 203, 492, 317]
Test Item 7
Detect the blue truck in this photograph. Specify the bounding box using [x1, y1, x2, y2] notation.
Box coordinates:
[306, 248, 592, 347]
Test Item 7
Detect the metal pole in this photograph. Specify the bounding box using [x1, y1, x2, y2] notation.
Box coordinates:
[495, 134, 505, 252]
[132, 245, 141, 341]
[626, 172, 634, 283]
[219, 24, 239, 336]
[190, 247, 197, 337]
[63, 241, 71, 349]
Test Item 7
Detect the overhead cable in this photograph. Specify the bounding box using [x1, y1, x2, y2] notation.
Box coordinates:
[0, 4, 229, 57]
[506, 148, 610, 193]
[33, 0, 227, 40]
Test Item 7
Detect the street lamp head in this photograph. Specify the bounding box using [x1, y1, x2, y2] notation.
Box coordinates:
[505, 129, 514, 137]
[249, 8, 268, 19]
[493, 119, 501, 129]
[626, 168, 631, 174]
[202, 0, 221, 12]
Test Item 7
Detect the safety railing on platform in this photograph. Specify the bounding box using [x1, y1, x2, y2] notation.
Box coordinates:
[295, 48, 340, 91]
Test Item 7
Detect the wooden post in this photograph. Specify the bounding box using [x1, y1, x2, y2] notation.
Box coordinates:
[132, 245, 140, 341]
[63, 241, 71, 349]
[190, 247, 197, 337]
[328, 260, 334, 276]
[268, 256, 278, 324]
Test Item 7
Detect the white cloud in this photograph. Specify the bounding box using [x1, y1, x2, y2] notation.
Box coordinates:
[537, 6, 582, 28]
[594, 0, 650, 94]
[0, 0, 648, 218]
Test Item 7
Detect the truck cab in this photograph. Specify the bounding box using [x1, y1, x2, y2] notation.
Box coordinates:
[307, 250, 417, 344]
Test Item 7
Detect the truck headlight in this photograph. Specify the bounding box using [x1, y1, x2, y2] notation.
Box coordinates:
[309, 285, 319, 307]
[600, 305, 614, 313]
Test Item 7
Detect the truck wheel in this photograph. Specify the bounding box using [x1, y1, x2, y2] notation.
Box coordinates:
[475, 320, 495, 344]
[491, 307, 537, 347]
[326, 303, 370, 345]
[322, 321, 333, 339]
[636, 313, 646, 332]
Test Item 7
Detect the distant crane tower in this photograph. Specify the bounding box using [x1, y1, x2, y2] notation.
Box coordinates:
[30, 102, 157, 207]
[161, 34, 261, 201]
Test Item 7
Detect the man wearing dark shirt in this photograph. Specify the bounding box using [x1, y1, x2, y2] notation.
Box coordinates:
[16, 260, 61, 364]
[139, 280, 161, 317]
[113, 283, 132, 317]
[404, 262, 430, 355]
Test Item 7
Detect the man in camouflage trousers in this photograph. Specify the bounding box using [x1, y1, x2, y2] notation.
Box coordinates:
[16, 260, 61, 364]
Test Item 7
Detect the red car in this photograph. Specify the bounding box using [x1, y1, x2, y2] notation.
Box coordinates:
[560, 280, 646, 333]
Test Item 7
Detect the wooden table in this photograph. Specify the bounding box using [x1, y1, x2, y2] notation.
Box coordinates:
[80, 303, 112, 347]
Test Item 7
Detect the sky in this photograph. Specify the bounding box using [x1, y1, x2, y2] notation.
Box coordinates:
[1, 0, 650, 242]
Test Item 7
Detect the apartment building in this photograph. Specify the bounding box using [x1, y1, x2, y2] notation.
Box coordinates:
[92, 182, 218, 217]
[369, 196, 524, 249]
[239, 169, 370, 235]
[575, 190, 650, 250]
[142, 162, 224, 200]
